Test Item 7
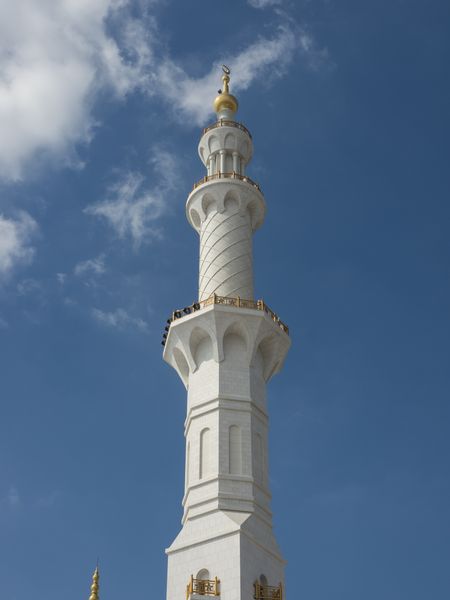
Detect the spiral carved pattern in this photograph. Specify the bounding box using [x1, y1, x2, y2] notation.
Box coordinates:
[199, 203, 253, 301]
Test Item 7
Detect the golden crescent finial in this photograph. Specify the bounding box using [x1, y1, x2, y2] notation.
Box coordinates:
[214, 65, 238, 116]
[88, 566, 100, 600]
[222, 65, 231, 93]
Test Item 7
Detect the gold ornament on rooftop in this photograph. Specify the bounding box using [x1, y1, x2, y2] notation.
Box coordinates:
[213, 65, 238, 116]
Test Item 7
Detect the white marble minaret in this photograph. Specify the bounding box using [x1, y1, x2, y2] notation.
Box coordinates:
[163, 67, 290, 600]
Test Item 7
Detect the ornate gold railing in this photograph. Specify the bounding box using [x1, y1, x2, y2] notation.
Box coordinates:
[254, 582, 283, 600]
[162, 294, 289, 345]
[192, 171, 261, 192]
[202, 119, 252, 139]
[186, 576, 220, 599]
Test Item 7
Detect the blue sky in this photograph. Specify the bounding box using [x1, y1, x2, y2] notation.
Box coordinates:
[1, 1, 449, 599]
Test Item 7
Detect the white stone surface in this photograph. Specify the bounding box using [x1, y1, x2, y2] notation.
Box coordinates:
[186, 181, 265, 301]
[198, 125, 253, 172]
[164, 304, 290, 600]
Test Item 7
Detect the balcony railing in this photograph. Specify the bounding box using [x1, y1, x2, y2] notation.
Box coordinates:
[192, 171, 261, 193]
[202, 119, 252, 139]
[254, 582, 283, 600]
[186, 576, 220, 599]
[162, 294, 289, 346]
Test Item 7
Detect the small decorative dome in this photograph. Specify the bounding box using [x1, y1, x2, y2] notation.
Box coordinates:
[213, 65, 238, 118]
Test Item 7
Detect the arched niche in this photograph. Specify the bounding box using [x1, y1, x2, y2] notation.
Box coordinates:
[189, 326, 213, 368]
[239, 140, 249, 158]
[228, 425, 242, 475]
[257, 334, 280, 381]
[254, 432, 264, 484]
[208, 135, 220, 153]
[223, 190, 240, 213]
[222, 321, 249, 365]
[189, 208, 201, 230]
[195, 335, 213, 368]
[202, 193, 217, 218]
[173, 347, 189, 387]
[224, 132, 236, 150]
[199, 428, 212, 479]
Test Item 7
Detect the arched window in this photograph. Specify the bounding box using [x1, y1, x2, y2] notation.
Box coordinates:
[185, 441, 190, 488]
[196, 569, 210, 581]
[254, 433, 263, 483]
[199, 428, 211, 479]
[229, 425, 242, 474]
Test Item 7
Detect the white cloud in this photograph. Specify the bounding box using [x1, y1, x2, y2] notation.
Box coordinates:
[0, 0, 153, 180]
[248, 0, 282, 7]
[91, 307, 149, 333]
[0, 316, 8, 329]
[74, 254, 106, 277]
[0, 212, 38, 279]
[56, 273, 67, 285]
[84, 149, 179, 247]
[17, 278, 42, 296]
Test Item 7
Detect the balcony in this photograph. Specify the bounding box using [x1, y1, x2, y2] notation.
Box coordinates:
[162, 294, 289, 346]
[202, 119, 252, 139]
[186, 576, 220, 599]
[192, 171, 261, 193]
[254, 582, 283, 600]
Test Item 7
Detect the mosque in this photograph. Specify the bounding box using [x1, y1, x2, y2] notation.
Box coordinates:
[86, 66, 290, 600]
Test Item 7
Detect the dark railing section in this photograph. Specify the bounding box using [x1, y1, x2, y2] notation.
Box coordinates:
[192, 171, 261, 192]
[202, 119, 252, 139]
[162, 294, 289, 346]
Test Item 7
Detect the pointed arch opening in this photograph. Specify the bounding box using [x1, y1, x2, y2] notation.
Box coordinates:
[199, 428, 212, 479]
[228, 425, 242, 475]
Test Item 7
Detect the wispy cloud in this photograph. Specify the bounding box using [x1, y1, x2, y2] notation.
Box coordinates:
[84, 148, 179, 247]
[74, 254, 106, 277]
[248, 0, 282, 8]
[0, 211, 38, 280]
[17, 278, 43, 296]
[91, 307, 149, 333]
[2, 485, 21, 509]
[155, 25, 302, 125]
[56, 273, 67, 286]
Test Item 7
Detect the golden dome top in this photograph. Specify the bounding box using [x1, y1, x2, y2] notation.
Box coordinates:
[213, 66, 238, 116]
[88, 567, 100, 600]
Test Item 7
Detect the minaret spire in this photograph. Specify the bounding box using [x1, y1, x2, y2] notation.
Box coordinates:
[213, 65, 238, 120]
[88, 566, 99, 600]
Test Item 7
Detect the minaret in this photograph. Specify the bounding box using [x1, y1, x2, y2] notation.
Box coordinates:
[163, 66, 290, 600]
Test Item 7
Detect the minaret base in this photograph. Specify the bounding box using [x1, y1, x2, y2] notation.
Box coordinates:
[166, 511, 285, 600]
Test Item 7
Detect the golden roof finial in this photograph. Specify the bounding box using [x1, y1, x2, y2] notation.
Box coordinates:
[213, 65, 238, 117]
[88, 566, 100, 600]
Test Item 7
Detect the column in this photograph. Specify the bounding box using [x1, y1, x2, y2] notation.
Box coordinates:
[219, 150, 225, 174]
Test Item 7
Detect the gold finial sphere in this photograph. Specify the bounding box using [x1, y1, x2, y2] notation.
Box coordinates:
[213, 65, 238, 116]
